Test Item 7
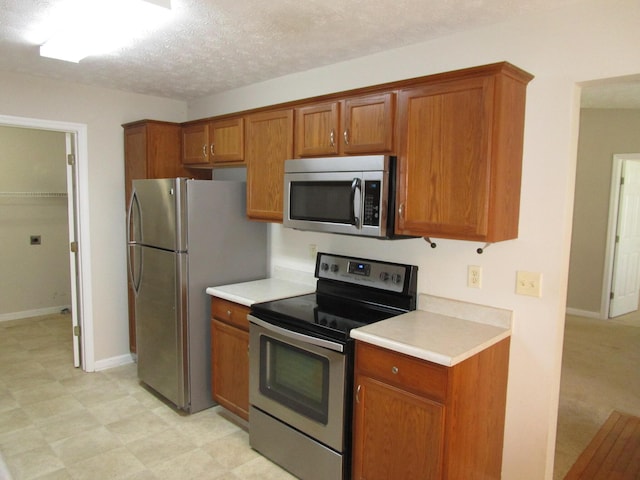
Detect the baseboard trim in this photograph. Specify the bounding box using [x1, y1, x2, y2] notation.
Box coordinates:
[0, 305, 71, 322]
[93, 353, 135, 372]
[566, 307, 603, 319]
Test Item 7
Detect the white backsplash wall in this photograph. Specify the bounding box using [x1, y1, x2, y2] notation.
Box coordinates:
[0, 126, 70, 319]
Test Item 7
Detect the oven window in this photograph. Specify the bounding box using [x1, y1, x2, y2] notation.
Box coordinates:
[290, 181, 353, 224]
[260, 336, 330, 425]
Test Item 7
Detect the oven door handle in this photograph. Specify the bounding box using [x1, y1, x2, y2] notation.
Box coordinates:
[248, 315, 345, 353]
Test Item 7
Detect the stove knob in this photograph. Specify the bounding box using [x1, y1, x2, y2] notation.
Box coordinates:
[320, 262, 329, 271]
[379, 271, 390, 282]
[330, 264, 339, 273]
[391, 273, 403, 284]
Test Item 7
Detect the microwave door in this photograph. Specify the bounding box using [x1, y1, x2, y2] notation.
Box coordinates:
[285, 172, 364, 235]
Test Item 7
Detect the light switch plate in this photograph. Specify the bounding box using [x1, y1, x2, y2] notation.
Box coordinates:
[516, 271, 542, 297]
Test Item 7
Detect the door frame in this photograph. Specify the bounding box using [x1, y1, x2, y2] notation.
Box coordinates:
[601, 153, 640, 319]
[0, 114, 94, 371]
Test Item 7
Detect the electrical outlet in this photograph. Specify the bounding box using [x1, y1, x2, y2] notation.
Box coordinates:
[516, 271, 542, 297]
[468, 265, 482, 288]
[308, 244, 318, 259]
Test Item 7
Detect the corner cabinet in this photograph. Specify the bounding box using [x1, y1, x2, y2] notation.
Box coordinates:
[245, 108, 294, 221]
[395, 63, 533, 242]
[352, 338, 510, 479]
[123, 120, 187, 353]
[210, 297, 251, 421]
[295, 92, 395, 157]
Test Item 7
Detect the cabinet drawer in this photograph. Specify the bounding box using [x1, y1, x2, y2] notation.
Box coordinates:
[211, 298, 250, 331]
[355, 341, 448, 403]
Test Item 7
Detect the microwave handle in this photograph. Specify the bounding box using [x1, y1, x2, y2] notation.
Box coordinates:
[351, 177, 361, 228]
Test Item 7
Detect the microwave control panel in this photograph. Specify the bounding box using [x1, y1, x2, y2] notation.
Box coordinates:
[362, 180, 381, 226]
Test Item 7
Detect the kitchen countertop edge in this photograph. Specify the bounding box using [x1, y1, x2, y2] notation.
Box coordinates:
[206, 277, 316, 307]
[350, 294, 513, 367]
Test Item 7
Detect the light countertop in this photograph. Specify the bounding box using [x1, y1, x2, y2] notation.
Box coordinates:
[350, 294, 512, 367]
[206, 273, 316, 307]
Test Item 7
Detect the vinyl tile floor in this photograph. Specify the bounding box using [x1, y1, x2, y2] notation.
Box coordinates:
[0, 313, 296, 480]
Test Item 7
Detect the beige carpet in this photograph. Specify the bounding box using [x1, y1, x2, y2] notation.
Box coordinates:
[554, 310, 640, 479]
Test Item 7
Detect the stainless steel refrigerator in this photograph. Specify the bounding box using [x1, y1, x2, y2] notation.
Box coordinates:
[127, 178, 267, 413]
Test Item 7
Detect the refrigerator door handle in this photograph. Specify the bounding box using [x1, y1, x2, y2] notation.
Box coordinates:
[127, 191, 142, 294]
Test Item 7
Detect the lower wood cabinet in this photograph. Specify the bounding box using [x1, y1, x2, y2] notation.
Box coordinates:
[352, 338, 510, 479]
[210, 297, 250, 420]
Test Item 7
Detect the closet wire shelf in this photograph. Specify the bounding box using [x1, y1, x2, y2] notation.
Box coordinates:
[0, 192, 67, 198]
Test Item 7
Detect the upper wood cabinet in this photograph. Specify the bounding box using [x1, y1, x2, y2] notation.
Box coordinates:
[182, 117, 245, 167]
[245, 108, 294, 221]
[394, 63, 533, 242]
[295, 92, 395, 157]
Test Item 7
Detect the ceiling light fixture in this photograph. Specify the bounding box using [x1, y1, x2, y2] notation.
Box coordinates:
[38, 0, 172, 63]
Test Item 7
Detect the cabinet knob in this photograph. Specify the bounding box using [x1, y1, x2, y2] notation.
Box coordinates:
[391, 366, 399, 374]
[356, 384, 361, 403]
[329, 129, 335, 147]
[210, 143, 215, 156]
[398, 203, 404, 219]
[343, 129, 349, 145]
[226, 310, 232, 316]
[202, 144, 207, 158]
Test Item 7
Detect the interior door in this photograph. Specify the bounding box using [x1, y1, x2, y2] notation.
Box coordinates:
[65, 132, 82, 367]
[609, 156, 640, 317]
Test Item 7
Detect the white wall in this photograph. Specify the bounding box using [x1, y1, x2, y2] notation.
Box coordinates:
[0, 126, 70, 318]
[0, 73, 187, 361]
[188, 0, 640, 478]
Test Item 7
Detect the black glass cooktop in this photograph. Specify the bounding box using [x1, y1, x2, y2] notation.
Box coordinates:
[250, 292, 404, 343]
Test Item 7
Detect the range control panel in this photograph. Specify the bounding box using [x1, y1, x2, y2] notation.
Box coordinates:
[315, 252, 417, 293]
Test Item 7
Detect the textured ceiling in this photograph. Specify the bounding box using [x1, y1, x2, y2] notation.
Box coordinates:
[0, 0, 638, 106]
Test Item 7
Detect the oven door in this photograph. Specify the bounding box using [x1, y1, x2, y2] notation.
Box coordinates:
[248, 315, 348, 452]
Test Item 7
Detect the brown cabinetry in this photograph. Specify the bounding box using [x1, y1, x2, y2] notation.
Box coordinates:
[245, 108, 294, 221]
[182, 117, 245, 167]
[295, 92, 394, 157]
[352, 338, 510, 479]
[123, 120, 186, 353]
[210, 297, 251, 420]
[395, 63, 533, 242]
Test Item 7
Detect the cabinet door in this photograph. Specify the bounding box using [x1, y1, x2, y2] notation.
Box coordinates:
[182, 122, 209, 165]
[210, 117, 244, 164]
[352, 374, 444, 480]
[395, 77, 493, 240]
[211, 319, 249, 420]
[246, 109, 294, 221]
[342, 92, 394, 154]
[295, 102, 339, 157]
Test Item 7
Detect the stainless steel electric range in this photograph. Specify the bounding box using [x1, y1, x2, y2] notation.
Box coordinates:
[248, 252, 418, 480]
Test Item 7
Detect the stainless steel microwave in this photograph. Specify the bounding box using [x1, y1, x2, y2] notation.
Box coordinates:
[283, 155, 405, 238]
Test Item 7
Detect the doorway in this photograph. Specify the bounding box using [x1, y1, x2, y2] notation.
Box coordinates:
[605, 154, 640, 318]
[0, 114, 94, 371]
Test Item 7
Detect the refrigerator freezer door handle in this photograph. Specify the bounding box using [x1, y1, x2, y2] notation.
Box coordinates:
[127, 192, 142, 294]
